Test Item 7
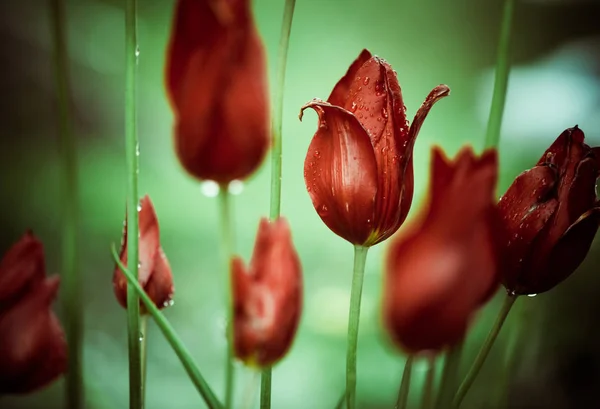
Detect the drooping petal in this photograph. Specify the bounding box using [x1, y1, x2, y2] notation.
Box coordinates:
[0, 276, 67, 394]
[300, 101, 378, 245]
[328, 49, 372, 107]
[406, 85, 450, 154]
[0, 231, 45, 306]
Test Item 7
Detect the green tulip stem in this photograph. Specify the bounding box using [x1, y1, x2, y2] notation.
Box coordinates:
[112, 246, 223, 409]
[395, 355, 414, 409]
[435, 337, 465, 409]
[484, 0, 516, 149]
[346, 245, 369, 409]
[49, 1, 82, 407]
[264, 0, 297, 407]
[123, 0, 145, 408]
[421, 355, 436, 409]
[218, 187, 235, 409]
[452, 292, 518, 408]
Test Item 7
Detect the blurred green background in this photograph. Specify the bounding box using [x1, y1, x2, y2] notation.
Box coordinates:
[1, 0, 599, 408]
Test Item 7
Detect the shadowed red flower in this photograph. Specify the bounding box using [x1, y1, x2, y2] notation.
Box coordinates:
[232, 217, 302, 367]
[383, 147, 501, 352]
[498, 126, 600, 295]
[113, 195, 174, 312]
[299, 49, 450, 246]
[0, 232, 67, 394]
[165, 0, 270, 184]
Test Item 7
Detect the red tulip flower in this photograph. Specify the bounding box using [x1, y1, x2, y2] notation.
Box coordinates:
[0, 232, 67, 394]
[165, 0, 270, 184]
[232, 218, 302, 367]
[300, 49, 450, 246]
[384, 147, 501, 352]
[498, 126, 600, 295]
[113, 195, 174, 312]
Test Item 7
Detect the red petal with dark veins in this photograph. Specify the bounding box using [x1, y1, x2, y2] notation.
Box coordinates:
[301, 101, 377, 245]
[0, 276, 67, 394]
[0, 232, 45, 306]
[328, 49, 372, 107]
[531, 207, 600, 294]
[406, 85, 450, 154]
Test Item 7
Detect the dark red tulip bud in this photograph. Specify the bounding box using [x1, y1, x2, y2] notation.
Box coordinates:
[384, 147, 501, 352]
[113, 195, 175, 312]
[165, 0, 270, 184]
[498, 126, 600, 295]
[300, 49, 450, 246]
[232, 217, 302, 367]
[0, 233, 67, 394]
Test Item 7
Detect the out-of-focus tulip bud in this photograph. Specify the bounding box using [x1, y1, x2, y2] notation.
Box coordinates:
[165, 0, 270, 184]
[0, 233, 67, 394]
[498, 126, 600, 295]
[113, 195, 174, 312]
[299, 49, 449, 247]
[384, 147, 501, 352]
[232, 217, 302, 367]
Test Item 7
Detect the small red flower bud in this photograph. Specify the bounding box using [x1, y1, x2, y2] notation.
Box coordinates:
[0, 233, 67, 394]
[232, 217, 302, 367]
[498, 126, 600, 295]
[165, 0, 270, 184]
[113, 195, 175, 312]
[384, 147, 501, 352]
[300, 49, 450, 246]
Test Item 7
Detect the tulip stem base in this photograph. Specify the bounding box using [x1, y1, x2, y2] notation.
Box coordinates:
[260, 367, 272, 409]
[396, 355, 414, 409]
[112, 245, 223, 409]
[452, 292, 518, 408]
[421, 355, 436, 409]
[346, 245, 369, 409]
[50, 0, 82, 407]
[218, 187, 235, 409]
[435, 337, 465, 409]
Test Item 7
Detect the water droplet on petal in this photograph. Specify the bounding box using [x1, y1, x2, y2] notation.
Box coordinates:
[382, 107, 388, 118]
[201, 180, 220, 198]
[314, 151, 321, 158]
[363, 77, 370, 85]
[351, 101, 358, 112]
[318, 204, 329, 217]
[527, 293, 537, 298]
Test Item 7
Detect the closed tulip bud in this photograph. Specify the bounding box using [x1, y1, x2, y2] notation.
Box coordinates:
[384, 147, 501, 352]
[498, 126, 600, 295]
[113, 195, 174, 312]
[165, 0, 270, 184]
[0, 233, 67, 394]
[300, 49, 450, 246]
[232, 217, 302, 367]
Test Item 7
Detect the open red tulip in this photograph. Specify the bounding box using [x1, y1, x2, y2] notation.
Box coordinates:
[0, 232, 67, 394]
[498, 126, 600, 295]
[384, 147, 501, 352]
[232, 217, 302, 367]
[300, 49, 450, 246]
[165, 0, 270, 184]
[113, 195, 174, 312]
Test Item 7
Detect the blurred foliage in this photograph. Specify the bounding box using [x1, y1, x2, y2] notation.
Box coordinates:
[0, 0, 599, 408]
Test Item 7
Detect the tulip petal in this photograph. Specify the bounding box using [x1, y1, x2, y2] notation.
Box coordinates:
[0, 232, 45, 306]
[532, 208, 600, 294]
[328, 49, 372, 107]
[566, 156, 599, 224]
[407, 85, 450, 155]
[301, 101, 377, 244]
[142, 248, 175, 313]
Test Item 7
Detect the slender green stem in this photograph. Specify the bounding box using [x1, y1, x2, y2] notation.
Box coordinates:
[334, 390, 346, 409]
[345, 245, 369, 409]
[268, 0, 297, 220]
[124, 0, 143, 408]
[218, 187, 235, 409]
[50, 1, 81, 407]
[421, 355, 436, 409]
[140, 316, 148, 394]
[112, 246, 223, 409]
[435, 338, 465, 409]
[260, 368, 272, 409]
[484, 0, 515, 149]
[396, 356, 413, 409]
[452, 293, 518, 408]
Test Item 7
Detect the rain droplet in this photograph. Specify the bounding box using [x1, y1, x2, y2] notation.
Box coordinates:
[200, 180, 220, 198]
[307, 186, 312, 192]
[351, 101, 358, 112]
[363, 77, 370, 85]
[163, 299, 175, 307]
[137, 204, 142, 212]
[381, 107, 388, 118]
[366, 219, 372, 224]
[135, 46, 140, 58]
[527, 293, 537, 298]
[314, 151, 321, 158]
[228, 180, 244, 195]
[318, 204, 329, 216]
[138, 332, 144, 342]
